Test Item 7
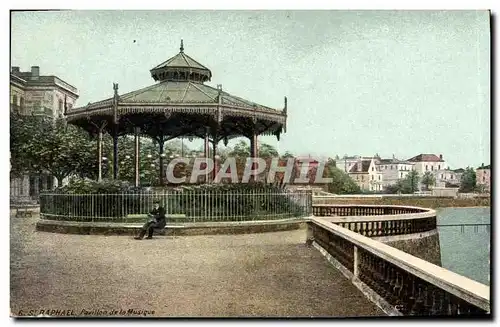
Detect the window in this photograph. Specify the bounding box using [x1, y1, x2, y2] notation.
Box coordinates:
[12, 94, 17, 105]
[441, 174, 443, 179]
[451, 175, 454, 180]
[438, 165, 441, 170]
[361, 175, 364, 181]
[19, 177, 24, 195]
[431, 166, 434, 171]
[401, 172, 403, 178]
[426, 165, 428, 171]
[371, 175, 374, 180]
[372, 167, 374, 171]
[34, 100, 42, 112]
[483, 176, 486, 182]
[59, 99, 63, 112]
[378, 175, 381, 180]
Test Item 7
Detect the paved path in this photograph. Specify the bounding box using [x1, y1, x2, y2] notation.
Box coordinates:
[11, 215, 383, 317]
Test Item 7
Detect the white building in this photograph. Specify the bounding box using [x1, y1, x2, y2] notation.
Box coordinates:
[376, 157, 415, 188]
[406, 154, 450, 189]
[347, 157, 383, 192]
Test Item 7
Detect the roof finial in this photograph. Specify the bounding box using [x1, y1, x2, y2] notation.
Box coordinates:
[180, 39, 184, 53]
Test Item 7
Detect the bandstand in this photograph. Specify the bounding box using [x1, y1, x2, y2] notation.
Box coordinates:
[65, 40, 288, 186]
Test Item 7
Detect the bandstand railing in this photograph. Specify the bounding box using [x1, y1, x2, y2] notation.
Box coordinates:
[39, 189, 312, 223]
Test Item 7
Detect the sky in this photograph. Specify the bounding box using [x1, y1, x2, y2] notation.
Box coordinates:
[10, 10, 490, 169]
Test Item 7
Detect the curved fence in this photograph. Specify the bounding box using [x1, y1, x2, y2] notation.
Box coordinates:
[39, 188, 312, 223]
[312, 204, 437, 237]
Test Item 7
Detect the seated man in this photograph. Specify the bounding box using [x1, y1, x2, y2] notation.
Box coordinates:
[134, 201, 166, 240]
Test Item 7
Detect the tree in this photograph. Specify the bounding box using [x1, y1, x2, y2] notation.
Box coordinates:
[227, 140, 279, 159]
[421, 171, 436, 191]
[11, 113, 97, 186]
[228, 140, 250, 158]
[114, 136, 193, 186]
[385, 170, 420, 194]
[401, 170, 419, 194]
[10, 111, 39, 176]
[281, 151, 294, 159]
[324, 165, 361, 194]
[259, 143, 279, 158]
[459, 167, 476, 193]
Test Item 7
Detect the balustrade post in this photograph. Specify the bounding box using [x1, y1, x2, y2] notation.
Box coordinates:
[353, 246, 359, 279]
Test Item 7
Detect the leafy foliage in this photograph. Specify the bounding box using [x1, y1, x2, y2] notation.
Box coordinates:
[384, 170, 420, 194]
[10, 112, 97, 185]
[324, 163, 361, 194]
[227, 140, 279, 159]
[421, 171, 436, 191]
[459, 167, 477, 193]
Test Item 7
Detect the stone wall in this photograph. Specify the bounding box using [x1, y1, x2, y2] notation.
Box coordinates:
[315, 196, 490, 208]
[375, 231, 442, 267]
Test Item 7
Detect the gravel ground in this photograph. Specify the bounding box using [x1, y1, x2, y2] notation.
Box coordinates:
[10, 215, 384, 318]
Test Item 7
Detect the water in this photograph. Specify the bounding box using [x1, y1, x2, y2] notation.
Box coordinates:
[437, 207, 490, 285]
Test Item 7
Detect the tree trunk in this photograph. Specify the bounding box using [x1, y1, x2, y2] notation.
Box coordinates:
[55, 175, 64, 188]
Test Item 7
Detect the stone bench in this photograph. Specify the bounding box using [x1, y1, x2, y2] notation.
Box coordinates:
[125, 214, 187, 235]
[14, 205, 36, 218]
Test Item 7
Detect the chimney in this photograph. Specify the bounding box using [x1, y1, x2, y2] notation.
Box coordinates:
[11, 66, 20, 74]
[31, 66, 40, 80]
[439, 154, 443, 160]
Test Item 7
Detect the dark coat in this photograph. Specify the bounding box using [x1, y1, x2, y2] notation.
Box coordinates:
[149, 206, 166, 228]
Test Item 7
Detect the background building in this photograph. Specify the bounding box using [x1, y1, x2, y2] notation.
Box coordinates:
[10, 66, 79, 202]
[376, 156, 415, 189]
[407, 153, 449, 190]
[348, 157, 383, 192]
[476, 164, 491, 193]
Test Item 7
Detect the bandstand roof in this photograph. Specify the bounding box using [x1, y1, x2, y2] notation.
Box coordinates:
[151, 51, 211, 74]
[66, 40, 287, 142]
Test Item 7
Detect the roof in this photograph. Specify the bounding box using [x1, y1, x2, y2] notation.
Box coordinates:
[65, 41, 286, 139]
[150, 40, 212, 82]
[10, 72, 78, 95]
[452, 168, 465, 173]
[376, 158, 414, 165]
[477, 165, 491, 170]
[77, 81, 277, 112]
[152, 52, 210, 71]
[377, 159, 395, 164]
[407, 154, 444, 163]
[349, 160, 372, 173]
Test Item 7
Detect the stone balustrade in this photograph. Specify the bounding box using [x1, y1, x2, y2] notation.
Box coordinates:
[307, 217, 490, 316]
[312, 204, 437, 237]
